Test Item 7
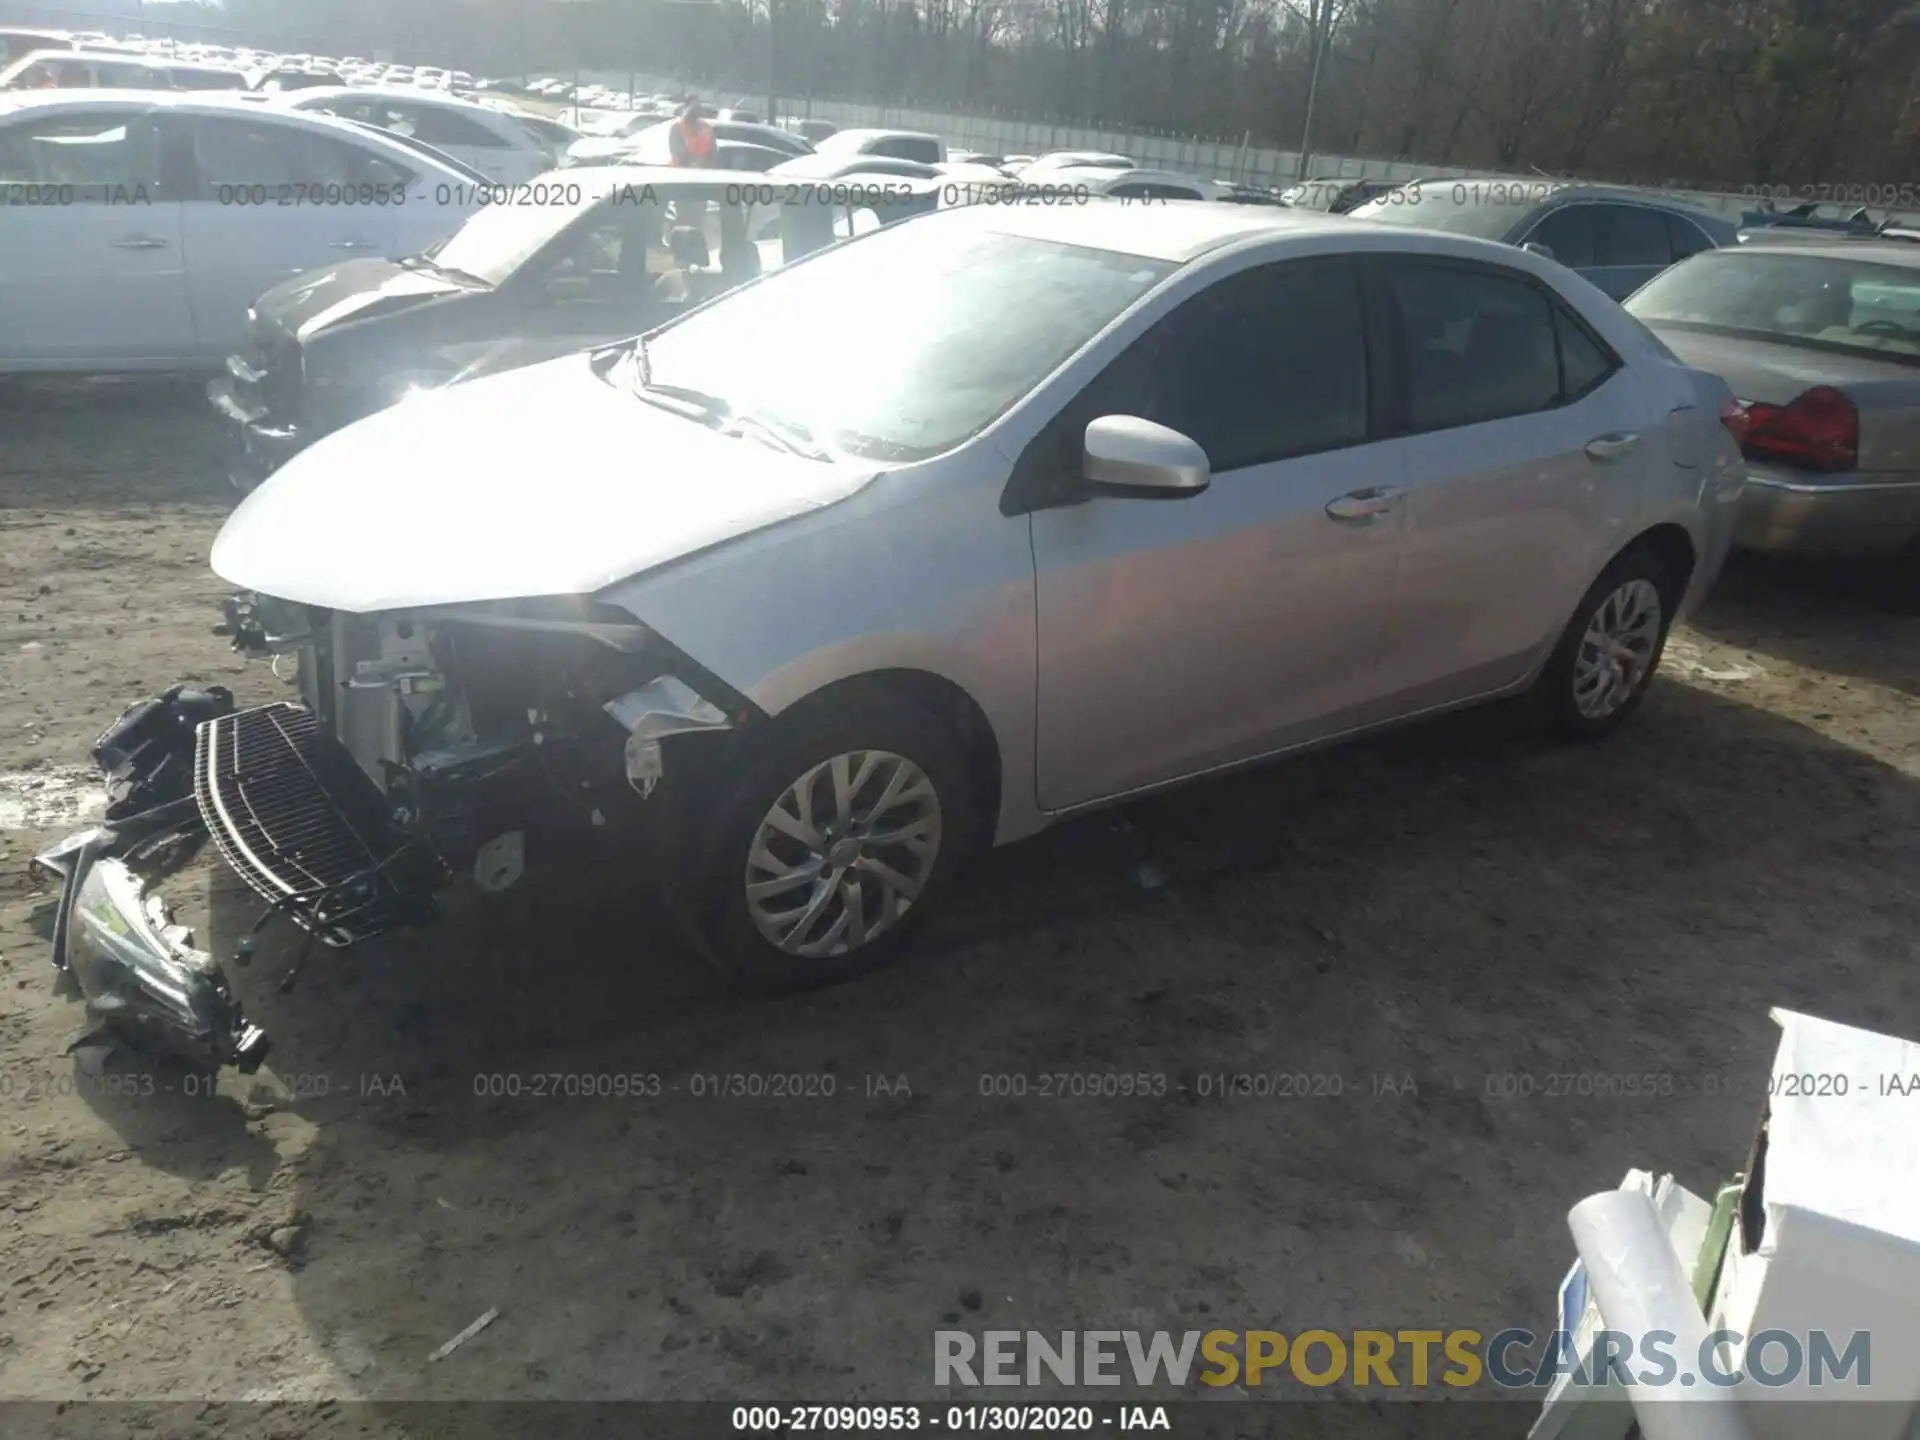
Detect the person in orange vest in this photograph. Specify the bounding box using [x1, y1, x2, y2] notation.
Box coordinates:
[669, 100, 717, 168]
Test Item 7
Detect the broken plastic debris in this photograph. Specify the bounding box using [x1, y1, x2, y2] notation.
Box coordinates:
[472, 832, 525, 894]
[428, 1306, 500, 1362]
[604, 675, 733, 799]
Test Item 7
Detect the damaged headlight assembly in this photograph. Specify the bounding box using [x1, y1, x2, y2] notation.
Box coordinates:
[32, 597, 753, 1073]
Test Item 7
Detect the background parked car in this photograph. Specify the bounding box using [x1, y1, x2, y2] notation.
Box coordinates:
[812, 126, 945, 164]
[0, 91, 487, 372]
[0, 27, 73, 68]
[785, 117, 837, 143]
[769, 152, 941, 183]
[0, 47, 252, 92]
[1281, 176, 1397, 213]
[278, 86, 556, 181]
[1624, 236, 1920, 576]
[1043, 166, 1236, 201]
[566, 116, 812, 167]
[210, 167, 869, 489]
[1349, 180, 1736, 299]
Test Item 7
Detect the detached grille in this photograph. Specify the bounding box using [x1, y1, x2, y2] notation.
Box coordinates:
[193, 703, 442, 945]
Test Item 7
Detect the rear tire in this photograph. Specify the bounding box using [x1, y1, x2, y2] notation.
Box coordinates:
[679, 687, 978, 989]
[1535, 543, 1677, 740]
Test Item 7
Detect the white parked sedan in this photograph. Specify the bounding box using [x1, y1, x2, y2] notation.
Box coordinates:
[274, 86, 556, 181]
[0, 91, 490, 372]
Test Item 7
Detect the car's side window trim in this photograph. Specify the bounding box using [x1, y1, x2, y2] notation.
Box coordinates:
[1553, 301, 1622, 405]
[1667, 212, 1715, 259]
[1367, 253, 1622, 439]
[999, 254, 1374, 516]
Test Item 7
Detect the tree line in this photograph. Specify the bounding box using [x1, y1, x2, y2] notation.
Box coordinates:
[61, 0, 1920, 188]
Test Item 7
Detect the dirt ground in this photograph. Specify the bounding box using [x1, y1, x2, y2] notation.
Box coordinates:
[0, 377, 1916, 1436]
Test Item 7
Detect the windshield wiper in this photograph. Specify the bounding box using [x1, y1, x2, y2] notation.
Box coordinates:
[622, 340, 732, 417]
[726, 410, 830, 461]
[620, 340, 830, 459]
[399, 254, 487, 285]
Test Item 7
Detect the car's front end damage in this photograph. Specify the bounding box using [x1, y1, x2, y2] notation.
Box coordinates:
[35, 591, 755, 1072]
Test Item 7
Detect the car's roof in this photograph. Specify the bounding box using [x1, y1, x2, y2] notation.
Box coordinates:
[948, 197, 1345, 260]
[1071, 166, 1222, 190]
[280, 84, 504, 111]
[821, 126, 939, 144]
[547, 163, 802, 193]
[940, 196, 1615, 269]
[33, 46, 246, 73]
[0, 87, 273, 112]
[1724, 236, 1920, 267]
[1375, 175, 1728, 220]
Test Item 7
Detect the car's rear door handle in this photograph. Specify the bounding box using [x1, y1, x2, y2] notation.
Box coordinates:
[1325, 486, 1406, 522]
[1585, 432, 1640, 461]
[112, 235, 169, 250]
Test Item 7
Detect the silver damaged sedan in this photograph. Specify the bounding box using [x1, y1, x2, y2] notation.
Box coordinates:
[37, 201, 1746, 1071]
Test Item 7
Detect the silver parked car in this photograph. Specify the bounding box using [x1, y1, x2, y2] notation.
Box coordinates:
[35, 202, 1744, 1072]
[1624, 236, 1920, 564]
[1350, 179, 1738, 299]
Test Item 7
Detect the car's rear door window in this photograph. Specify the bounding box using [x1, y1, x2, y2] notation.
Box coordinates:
[1593, 203, 1674, 267]
[0, 108, 155, 198]
[1387, 263, 1565, 430]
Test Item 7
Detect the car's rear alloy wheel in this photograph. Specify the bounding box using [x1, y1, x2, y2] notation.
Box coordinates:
[743, 750, 943, 958]
[1537, 542, 1676, 739]
[1570, 578, 1662, 720]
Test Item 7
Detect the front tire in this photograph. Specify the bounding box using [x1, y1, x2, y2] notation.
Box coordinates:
[1536, 543, 1676, 739]
[682, 687, 977, 988]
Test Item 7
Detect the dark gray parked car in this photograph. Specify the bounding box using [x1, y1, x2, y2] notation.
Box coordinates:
[1350, 180, 1738, 299]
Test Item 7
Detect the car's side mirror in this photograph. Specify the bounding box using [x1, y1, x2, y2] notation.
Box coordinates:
[1081, 415, 1210, 497]
[1520, 240, 1557, 261]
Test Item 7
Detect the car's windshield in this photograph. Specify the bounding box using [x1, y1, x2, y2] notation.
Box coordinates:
[426, 188, 605, 285]
[1349, 183, 1549, 240]
[637, 220, 1174, 462]
[1626, 250, 1920, 362]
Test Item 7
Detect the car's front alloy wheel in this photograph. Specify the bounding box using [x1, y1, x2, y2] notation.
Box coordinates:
[684, 687, 976, 987]
[743, 750, 943, 958]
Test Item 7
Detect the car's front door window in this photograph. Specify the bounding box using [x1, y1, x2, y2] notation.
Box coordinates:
[1028, 256, 1404, 810]
[1524, 204, 1595, 268]
[1056, 256, 1370, 476]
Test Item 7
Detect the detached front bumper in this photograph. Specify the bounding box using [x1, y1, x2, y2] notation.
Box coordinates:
[34, 690, 444, 1073]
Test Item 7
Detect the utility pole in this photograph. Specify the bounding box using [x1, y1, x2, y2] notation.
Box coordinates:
[766, 0, 777, 123]
[1295, 4, 1328, 183]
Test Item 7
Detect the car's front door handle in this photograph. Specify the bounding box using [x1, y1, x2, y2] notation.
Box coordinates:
[1325, 486, 1406, 522]
[112, 235, 169, 250]
[1585, 432, 1640, 461]
[329, 237, 377, 251]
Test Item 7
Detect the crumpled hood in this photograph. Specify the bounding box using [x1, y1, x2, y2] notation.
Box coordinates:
[210, 354, 880, 613]
[253, 258, 470, 344]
